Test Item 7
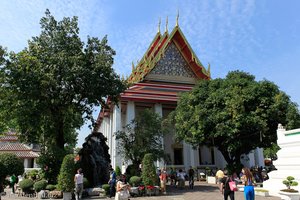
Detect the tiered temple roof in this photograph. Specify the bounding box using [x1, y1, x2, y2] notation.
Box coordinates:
[95, 20, 211, 130]
[0, 132, 39, 158]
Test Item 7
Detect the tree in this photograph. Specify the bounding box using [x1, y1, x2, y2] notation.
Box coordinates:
[0, 153, 24, 189]
[141, 153, 157, 186]
[0, 10, 125, 179]
[115, 109, 168, 170]
[263, 142, 280, 161]
[57, 154, 75, 192]
[174, 71, 300, 170]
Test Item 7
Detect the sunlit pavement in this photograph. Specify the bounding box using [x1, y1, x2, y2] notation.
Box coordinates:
[2, 181, 280, 200]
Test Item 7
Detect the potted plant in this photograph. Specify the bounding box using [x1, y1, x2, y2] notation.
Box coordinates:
[279, 176, 299, 200]
[57, 154, 76, 200]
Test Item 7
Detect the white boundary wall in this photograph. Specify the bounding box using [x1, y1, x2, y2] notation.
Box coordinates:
[263, 124, 300, 196]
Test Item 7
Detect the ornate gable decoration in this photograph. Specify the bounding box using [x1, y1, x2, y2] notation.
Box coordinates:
[145, 42, 196, 84]
[127, 19, 211, 84]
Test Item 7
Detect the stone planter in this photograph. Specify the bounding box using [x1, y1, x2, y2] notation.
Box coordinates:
[129, 186, 139, 197]
[207, 176, 216, 184]
[63, 192, 72, 200]
[255, 190, 269, 197]
[278, 191, 300, 200]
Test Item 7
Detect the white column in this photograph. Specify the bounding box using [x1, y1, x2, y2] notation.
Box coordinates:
[112, 102, 122, 168]
[183, 142, 190, 170]
[154, 103, 164, 168]
[126, 101, 135, 125]
[24, 158, 29, 168]
[190, 145, 196, 167]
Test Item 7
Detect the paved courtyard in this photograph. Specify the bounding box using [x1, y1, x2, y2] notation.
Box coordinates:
[2, 181, 281, 200]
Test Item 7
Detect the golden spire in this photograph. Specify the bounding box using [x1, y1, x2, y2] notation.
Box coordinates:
[158, 18, 161, 33]
[165, 16, 168, 33]
[176, 10, 179, 27]
[132, 61, 135, 71]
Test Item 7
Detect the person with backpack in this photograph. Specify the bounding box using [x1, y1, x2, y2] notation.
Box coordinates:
[220, 170, 236, 200]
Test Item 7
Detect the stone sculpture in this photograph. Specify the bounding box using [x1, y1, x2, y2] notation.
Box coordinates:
[78, 131, 110, 187]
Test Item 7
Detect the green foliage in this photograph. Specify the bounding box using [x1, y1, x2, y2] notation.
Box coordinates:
[263, 142, 280, 161]
[33, 179, 48, 192]
[173, 71, 300, 169]
[0, 9, 125, 181]
[83, 177, 90, 188]
[129, 176, 142, 187]
[37, 146, 67, 184]
[0, 153, 24, 180]
[282, 176, 298, 189]
[19, 179, 34, 192]
[115, 109, 168, 168]
[57, 154, 76, 192]
[115, 166, 121, 176]
[102, 184, 110, 195]
[26, 169, 39, 181]
[125, 164, 141, 180]
[141, 153, 157, 186]
[45, 184, 56, 191]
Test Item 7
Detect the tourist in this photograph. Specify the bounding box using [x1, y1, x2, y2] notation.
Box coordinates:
[74, 168, 84, 200]
[108, 167, 117, 198]
[9, 174, 17, 194]
[241, 167, 255, 200]
[188, 166, 195, 189]
[220, 170, 235, 200]
[216, 168, 224, 190]
[177, 169, 186, 189]
[169, 168, 177, 186]
[159, 168, 167, 194]
[115, 174, 130, 200]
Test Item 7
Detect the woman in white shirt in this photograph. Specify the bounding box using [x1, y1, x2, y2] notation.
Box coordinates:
[74, 168, 84, 200]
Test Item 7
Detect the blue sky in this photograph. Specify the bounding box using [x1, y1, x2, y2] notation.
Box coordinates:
[1, 0, 300, 147]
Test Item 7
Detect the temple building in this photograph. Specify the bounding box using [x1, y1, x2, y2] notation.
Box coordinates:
[95, 19, 264, 171]
[0, 131, 40, 170]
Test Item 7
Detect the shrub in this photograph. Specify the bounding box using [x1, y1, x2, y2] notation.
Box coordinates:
[126, 164, 140, 180]
[46, 184, 56, 191]
[27, 169, 39, 180]
[83, 177, 90, 188]
[57, 154, 76, 192]
[19, 179, 34, 193]
[0, 153, 24, 181]
[141, 153, 157, 186]
[34, 179, 48, 192]
[102, 184, 110, 195]
[129, 176, 142, 187]
[115, 166, 121, 176]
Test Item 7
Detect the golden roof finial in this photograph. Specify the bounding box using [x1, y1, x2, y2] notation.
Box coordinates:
[165, 16, 168, 33]
[158, 18, 161, 33]
[132, 61, 135, 71]
[176, 10, 179, 27]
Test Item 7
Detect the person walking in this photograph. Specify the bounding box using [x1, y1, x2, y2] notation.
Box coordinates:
[220, 170, 235, 200]
[108, 167, 117, 198]
[159, 168, 168, 194]
[9, 174, 17, 194]
[74, 168, 84, 200]
[216, 168, 225, 190]
[241, 167, 255, 200]
[188, 166, 195, 189]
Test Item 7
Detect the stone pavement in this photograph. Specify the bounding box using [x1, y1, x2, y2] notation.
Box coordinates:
[1, 181, 281, 200]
